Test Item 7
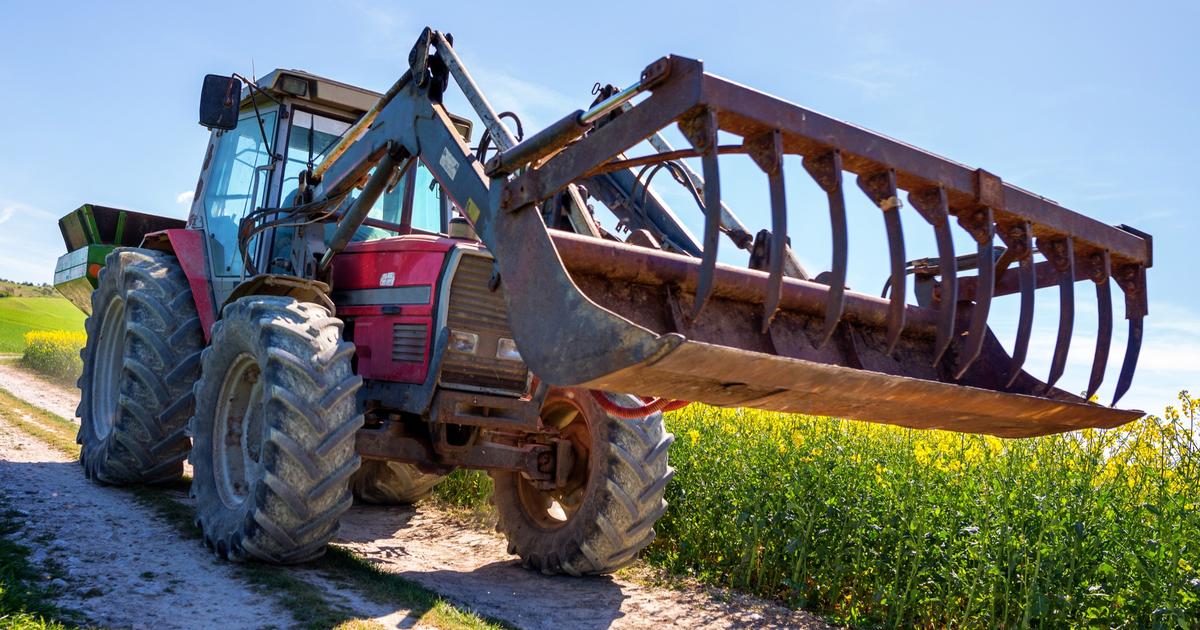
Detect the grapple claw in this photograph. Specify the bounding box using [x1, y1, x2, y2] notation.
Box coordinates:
[1039, 236, 1076, 391]
[908, 187, 957, 367]
[998, 221, 1035, 387]
[746, 130, 787, 333]
[954, 204, 995, 379]
[678, 108, 722, 320]
[1112, 317, 1143, 407]
[1081, 250, 1113, 400]
[857, 169, 905, 355]
[1111, 263, 1148, 407]
[470, 53, 1153, 436]
[802, 150, 848, 348]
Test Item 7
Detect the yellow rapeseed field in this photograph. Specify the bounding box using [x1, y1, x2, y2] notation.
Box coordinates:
[21, 330, 86, 382]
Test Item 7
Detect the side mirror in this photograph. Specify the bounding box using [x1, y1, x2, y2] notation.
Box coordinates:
[199, 74, 243, 130]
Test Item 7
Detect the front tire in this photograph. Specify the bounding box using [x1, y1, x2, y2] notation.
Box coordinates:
[77, 248, 203, 485]
[189, 296, 363, 563]
[490, 388, 674, 575]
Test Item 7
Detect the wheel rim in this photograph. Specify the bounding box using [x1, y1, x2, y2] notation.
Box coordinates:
[213, 353, 266, 509]
[91, 297, 126, 441]
[516, 396, 593, 530]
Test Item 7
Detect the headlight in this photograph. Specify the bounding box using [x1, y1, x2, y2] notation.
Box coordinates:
[496, 338, 522, 362]
[449, 330, 479, 354]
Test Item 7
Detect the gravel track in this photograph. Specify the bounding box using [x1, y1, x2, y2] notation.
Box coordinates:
[0, 361, 832, 629]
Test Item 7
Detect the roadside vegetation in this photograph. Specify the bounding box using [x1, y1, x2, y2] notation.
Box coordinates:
[19, 332, 85, 383]
[437, 393, 1200, 628]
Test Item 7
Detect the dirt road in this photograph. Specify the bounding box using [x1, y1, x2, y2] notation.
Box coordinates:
[0, 357, 78, 419]
[0, 361, 831, 629]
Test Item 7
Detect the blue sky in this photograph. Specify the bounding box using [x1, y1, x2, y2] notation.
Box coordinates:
[0, 1, 1196, 413]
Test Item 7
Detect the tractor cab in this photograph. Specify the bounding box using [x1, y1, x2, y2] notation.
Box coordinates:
[191, 69, 472, 305]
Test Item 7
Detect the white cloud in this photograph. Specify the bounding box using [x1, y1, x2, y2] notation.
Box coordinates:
[175, 190, 194, 206]
[0, 207, 13, 225]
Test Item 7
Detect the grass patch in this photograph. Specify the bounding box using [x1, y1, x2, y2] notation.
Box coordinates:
[0, 389, 79, 459]
[0, 392, 504, 630]
[0, 504, 77, 629]
[0, 298, 85, 354]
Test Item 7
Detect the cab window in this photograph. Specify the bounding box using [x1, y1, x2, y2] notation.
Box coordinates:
[201, 109, 277, 276]
[275, 110, 446, 247]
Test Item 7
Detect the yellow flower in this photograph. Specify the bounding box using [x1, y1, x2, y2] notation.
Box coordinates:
[687, 429, 700, 445]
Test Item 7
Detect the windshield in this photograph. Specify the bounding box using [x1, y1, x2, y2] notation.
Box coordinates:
[270, 109, 444, 266]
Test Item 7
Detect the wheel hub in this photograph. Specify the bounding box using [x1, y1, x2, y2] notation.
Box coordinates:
[213, 353, 266, 509]
[516, 397, 593, 529]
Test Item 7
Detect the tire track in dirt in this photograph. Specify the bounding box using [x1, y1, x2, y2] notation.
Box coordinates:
[0, 361, 834, 629]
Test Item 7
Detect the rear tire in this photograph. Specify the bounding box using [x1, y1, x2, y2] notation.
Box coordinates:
[189, 296, 363, 563]
[77, 248, 203, 485]
[490, 388, 674, 575]
[351, 461, 444, 505]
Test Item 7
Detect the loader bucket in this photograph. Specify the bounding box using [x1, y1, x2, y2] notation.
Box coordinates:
[467, 52, 1152, 438]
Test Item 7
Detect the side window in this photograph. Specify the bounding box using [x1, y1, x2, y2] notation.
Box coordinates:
[202, 109, 277, 276]
[410, 164, 443, 234]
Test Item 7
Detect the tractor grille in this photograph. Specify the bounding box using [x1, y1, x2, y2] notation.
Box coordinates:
[441, 253, 529, 395]
[392, 324, 427, 363]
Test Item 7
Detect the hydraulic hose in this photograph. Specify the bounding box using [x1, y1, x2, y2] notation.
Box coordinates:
[589, 390, 690, 419]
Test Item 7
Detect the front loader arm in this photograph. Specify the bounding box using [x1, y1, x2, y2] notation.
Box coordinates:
[307, 49, 680, 383]
[299, 27, 1153, 438]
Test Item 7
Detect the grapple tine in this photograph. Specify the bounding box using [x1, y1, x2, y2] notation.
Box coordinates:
[999, 221, 1035, 387]
[802, 149, 847, 347]
[1112, 317, 1143, 407]
[1006, 255, 1036, 388]
[1086, 255, 1113, 400]
[954, 205, 995, 379]
[746, 130, 787, 333]
[678, 109, 722, 319]
[908, 187, 957, 367]
[1111, 262, 1147, 407]
[1039, 236, 1076, 391]
[857, 169, 905, 354]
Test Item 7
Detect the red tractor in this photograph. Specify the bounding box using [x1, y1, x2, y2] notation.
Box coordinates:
[54, 28, 1152, 573]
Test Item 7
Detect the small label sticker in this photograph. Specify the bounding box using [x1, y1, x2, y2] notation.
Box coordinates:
[465, 199, 481, 223]
[379, 272, 395, 287]
[439, 147, 458, 180]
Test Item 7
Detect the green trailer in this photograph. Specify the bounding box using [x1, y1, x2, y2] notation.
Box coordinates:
[53, 204, 185, 313]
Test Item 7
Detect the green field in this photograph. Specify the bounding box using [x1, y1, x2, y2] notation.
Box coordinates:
[0, 297, 86, 353]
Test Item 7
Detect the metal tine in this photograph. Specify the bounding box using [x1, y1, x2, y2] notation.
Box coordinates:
[801, 149, 848, 348]
[1111, 264, 1147, 407]
[1002, 221, 1035, 388]
[908, 187, 956, 367]
[1085, 250, 1113, 400]
[1038, 236, 1076, 391]
[1112, 317, 1143, 407]
[746, 130, 787, 333]
[678, 109, 723, 319]
[857, 169, 905, 354]
[954, 205, 995, 379]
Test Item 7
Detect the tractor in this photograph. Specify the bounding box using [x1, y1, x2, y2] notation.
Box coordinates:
[52, 28, 1153, 573]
